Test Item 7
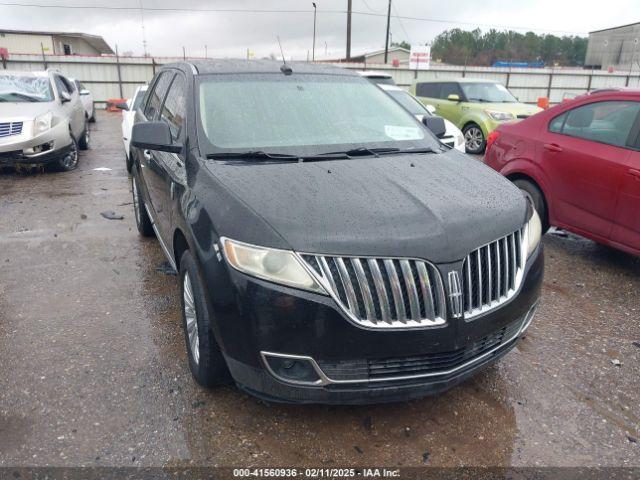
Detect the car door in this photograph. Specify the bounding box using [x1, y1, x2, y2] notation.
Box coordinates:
[139, 71, 175, 226]
[54, 74, 83, 138]
[538, 100, 639, 239]
[152, 73, 188, 237]
[437, 82, 465, 126]
[611, 110, 640, 251]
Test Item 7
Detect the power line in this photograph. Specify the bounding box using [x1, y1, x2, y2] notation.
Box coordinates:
[0, 2, 589, 35]
[391, 2, 412, 44]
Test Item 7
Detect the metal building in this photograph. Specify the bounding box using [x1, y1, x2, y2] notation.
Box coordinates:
[0, 29, 114, 56]
[585, 22, 640, 70]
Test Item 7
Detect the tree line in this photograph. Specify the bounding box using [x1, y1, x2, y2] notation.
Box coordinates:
[430, 28, 588, 67]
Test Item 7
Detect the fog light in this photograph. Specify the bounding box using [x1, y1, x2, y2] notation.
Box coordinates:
[32, 141, 53, 154]
[261, 352, 324, 385]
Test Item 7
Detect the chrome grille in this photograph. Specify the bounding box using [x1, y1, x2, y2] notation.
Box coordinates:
[302, 255, 446, 328]
[462, 227, 527, 319]
[0, 122, 23, 138]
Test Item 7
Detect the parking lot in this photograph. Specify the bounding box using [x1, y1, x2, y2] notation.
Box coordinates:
[0, 111, 638, 468]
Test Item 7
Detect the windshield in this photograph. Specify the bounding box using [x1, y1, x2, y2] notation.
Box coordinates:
[132, 89, 147, 111]
[0, 74, 54, 102]
[197, 73, 439, 156]
[460, 82, 517, 103]
[387, 89, 429, 116]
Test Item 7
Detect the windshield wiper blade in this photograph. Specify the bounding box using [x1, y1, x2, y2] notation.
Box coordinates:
[0, 91, 42, 102]
[467, 97, 490, 103]
[206, 151, 300, 161]
[316, 147, 401, 158]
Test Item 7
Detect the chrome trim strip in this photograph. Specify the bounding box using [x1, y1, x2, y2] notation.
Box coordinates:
[335, 257, 361, 318]
[416, 262, 436, 320]
[368, 259, 392, 324]
[144, 204, 177, 271]
[400, 260, 420, 320]
[352, 258, 376, 322]
[384, 259, 406, 323]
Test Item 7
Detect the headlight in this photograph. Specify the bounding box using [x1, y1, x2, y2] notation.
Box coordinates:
[33, 111, 53, 135]
[221, 237, 326, 294]
[526, 208, 542, 257]
[485, 110, 514, 121]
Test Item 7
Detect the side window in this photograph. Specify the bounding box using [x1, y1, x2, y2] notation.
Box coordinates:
[549, 112, 567, 133]
[54, 75, 70, 95]
[132, 89, 146, 111]
[160, 75, 187, 141]
[144, 72, 174, 120]
[440, 83, 461, 99]
[552, 101, 640, 148]
[416, 82, 440, 98]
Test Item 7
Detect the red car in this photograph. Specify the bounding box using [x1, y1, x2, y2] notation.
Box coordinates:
[485, 89, 640, 256]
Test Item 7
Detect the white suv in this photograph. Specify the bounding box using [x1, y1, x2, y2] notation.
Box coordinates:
[0, 70, 89, 171]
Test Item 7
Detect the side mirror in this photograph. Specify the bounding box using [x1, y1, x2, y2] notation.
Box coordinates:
[447, 94, 460, 102]
[80, 89, 90, 96]
[115, 102, 129, 111]
[425, 104, 436, 115]
[132, 121, 182, 154]
[60, 91, 71, 103]
[422, 115, 447, 138]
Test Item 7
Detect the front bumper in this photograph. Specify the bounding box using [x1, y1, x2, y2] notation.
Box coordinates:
[206, 246, 544, 404]
[0, 121, 72, 166]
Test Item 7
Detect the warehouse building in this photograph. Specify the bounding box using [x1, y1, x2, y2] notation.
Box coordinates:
[0, 29, 114, 56]
[585, 22, 640, 70]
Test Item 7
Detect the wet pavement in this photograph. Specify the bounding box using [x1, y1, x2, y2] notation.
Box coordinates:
[0, 112, 638, 468]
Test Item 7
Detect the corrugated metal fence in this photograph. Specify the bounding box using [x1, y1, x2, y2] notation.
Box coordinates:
[3, 53, 640, 106]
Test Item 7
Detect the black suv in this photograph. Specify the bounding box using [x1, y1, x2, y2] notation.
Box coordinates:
[130, 60, 544, 404]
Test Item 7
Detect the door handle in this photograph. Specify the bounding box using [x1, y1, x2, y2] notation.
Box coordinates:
[143, 149, 152, 161]
[543, 143, 563, 153]
[628, 169, 640, 181]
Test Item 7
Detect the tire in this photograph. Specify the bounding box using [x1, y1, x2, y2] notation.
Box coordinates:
[131, 173, 155, 237]
[179, 250, 231, 387]
[78, 121, 90, 150]
[125, 152, 132, 175]
[463, 124, 486, 154]
[89, 110, 96, 123]
[513, 179, 550, 234]
[55, 135, 79, 172]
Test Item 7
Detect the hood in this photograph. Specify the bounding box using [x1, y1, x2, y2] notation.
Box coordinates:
[205, 150, 528, 263]
[0, 101, 57, 121]
[481, 102, 542, 117]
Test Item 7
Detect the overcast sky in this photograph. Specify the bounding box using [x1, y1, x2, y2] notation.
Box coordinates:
[1, 0, 636, 59]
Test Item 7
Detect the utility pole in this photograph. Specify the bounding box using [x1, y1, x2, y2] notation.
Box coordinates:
[312, 2, 317, 61]
[346, 0, 352, 61]
[205, 45, 208, 59]
[384, 0, 391, 64]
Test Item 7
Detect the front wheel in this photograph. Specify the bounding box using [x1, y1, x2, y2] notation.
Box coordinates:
[179, 250, 231, 387]
[55, 136, 79, 172]
[463, 124, 486, 154]
[131, 173, 155, 237]
[78, 121, 90, 150]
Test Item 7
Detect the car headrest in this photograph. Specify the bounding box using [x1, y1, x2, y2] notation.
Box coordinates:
[566, 107, 594, 128]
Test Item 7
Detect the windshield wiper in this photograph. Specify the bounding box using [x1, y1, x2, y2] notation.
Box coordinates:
[467, 97, 490, 103]
[0, 92, 43, 102]
[316, 147, 400, 158]
[206, 151, 300, 161]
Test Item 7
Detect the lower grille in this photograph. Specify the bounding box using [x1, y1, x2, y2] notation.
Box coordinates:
[0, 122, 23, 138]
[462, 228, 526, 319]
[302, 254, 445, 328]
[317, 316, 524, 382]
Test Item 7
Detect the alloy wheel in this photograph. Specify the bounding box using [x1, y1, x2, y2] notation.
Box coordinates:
[464, 127, 484, 152]
[61, 142, 78, 169]
[183, 273, 200, 365]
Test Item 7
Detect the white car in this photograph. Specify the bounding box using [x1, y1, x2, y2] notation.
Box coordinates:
[121, 85, 147, 173]
[378, 84, 465, 152]
[357, 70, 396, 86]
[70, 78, 95, 122]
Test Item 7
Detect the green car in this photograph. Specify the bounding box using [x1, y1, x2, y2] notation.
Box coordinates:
[410, 78, 542, 154]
